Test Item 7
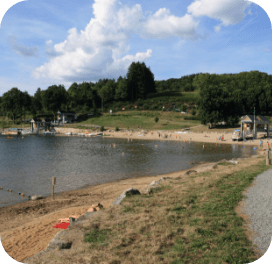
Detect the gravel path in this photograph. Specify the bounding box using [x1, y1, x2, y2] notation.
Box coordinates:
[242, 167, 272, 255]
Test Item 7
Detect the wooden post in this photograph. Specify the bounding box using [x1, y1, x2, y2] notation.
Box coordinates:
[52, 176, 56, 199]
[266, 150, 271, 165]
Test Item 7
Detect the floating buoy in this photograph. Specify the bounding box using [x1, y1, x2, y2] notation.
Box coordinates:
[155, 144, 158, 147]
[122, 152, 125, 155]
[21, 193, 25, 196]
[9, 189, 12, 193]
[18, 192, 21, 195]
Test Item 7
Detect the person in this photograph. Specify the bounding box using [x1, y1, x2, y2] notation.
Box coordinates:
[222, 135, 224, 141]
[260, 140, 263, 148]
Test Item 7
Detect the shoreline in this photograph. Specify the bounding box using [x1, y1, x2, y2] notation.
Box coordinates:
[2, 127, 270, 147]
[0, 153, 266, 262]
[0, 128, 268, 262]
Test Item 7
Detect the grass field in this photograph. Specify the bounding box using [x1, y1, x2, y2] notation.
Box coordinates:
[45, 156, 267, 264]
[66, 111, 201, 131]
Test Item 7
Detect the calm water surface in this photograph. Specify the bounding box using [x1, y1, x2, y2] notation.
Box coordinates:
[0, 135, 257, 207]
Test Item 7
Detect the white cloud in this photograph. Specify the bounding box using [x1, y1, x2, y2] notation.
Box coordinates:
[8, 35, 39, 58]
[46, 40, 52, 45]
[32, 0, 201, 83]
[187, 0, 252, 31]
[142, 8, 199, 39]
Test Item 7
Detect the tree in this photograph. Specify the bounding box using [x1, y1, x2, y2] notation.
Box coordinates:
[42, 85, 68, 120]
[2, 87, 24, 123]
[67, 82, 79, 109]
[115, 78, 129, 101]
[126, 62, 156, 101]
[32, 88, 43, 115]
[155, 117, 159, 123]
[21, 91, 31, 120]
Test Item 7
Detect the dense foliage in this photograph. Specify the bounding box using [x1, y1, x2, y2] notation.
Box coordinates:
[1, 65, 272, 128]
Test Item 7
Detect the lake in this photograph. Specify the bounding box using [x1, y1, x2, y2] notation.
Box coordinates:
[0, 134, 257, 208]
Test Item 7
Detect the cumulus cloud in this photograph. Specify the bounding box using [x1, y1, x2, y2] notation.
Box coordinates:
[142, 8, 199, 39]
[187, 0, 252, 31]
[8, 35, 39, 58]
[32, 0, 201, 83]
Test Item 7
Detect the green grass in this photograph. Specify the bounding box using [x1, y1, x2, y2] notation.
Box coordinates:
[80, 157, 269, 263]
[66, 111, 201, 131]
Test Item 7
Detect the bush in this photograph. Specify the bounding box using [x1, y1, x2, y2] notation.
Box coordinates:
[155, 117, 159, 123]
[115, 126, 119, 131]
[100, 125, 105, 132]
[191, 109, 196, 116]
[143, 103, 150, 110]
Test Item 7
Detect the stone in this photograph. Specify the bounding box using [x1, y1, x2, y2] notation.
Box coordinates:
[140, 185, 159, 195]
[111, 188, 140, 206]
[184, 170, 197, 176]
[31, 195, 44, 201]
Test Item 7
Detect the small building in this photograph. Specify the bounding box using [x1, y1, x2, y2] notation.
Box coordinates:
[30, 118, 42, 132]
[240, 115, 269, 139]
[57, 111, 77, 124]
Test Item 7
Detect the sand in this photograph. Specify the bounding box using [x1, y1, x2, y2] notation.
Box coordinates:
[106, 129, 269, 147]
[0, 128, 269, 262]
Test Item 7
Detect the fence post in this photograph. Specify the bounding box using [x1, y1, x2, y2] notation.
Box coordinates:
[52, 176, 56, 199]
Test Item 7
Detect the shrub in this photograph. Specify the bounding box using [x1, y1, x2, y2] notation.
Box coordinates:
[100, 125, 105, 132]
[191, 109, 196, 116]
[143, 103, 150, 110]
[155, 117, 159, 123]
[115, 126, 119, 131]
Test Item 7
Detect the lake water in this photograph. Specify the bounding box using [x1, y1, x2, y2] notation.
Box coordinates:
[0, 134, 257, 208]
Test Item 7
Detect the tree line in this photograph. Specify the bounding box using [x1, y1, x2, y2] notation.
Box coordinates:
[1, 62, 272, 127]
[195, 71, 272, 126]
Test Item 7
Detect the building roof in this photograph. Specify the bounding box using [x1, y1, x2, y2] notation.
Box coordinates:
[242, 115, 269, 124]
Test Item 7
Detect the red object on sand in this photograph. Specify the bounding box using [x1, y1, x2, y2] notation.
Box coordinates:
[53, 222, 70, 229]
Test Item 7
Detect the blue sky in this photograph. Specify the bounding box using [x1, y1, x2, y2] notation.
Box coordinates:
[0, 0, 272, 96]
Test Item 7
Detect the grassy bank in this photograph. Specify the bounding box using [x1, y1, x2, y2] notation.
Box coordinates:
[66, 111, 201, 131]
[80, 158, 267, 263]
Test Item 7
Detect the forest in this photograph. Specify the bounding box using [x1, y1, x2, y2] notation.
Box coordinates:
[0, 59, 271, 126]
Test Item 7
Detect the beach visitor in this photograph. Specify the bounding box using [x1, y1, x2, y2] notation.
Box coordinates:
[222, 135, 224, 141]
[260, 140, 263, 148]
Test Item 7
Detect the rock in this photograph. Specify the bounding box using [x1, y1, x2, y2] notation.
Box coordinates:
[184, 170, 197, 176]
[45, 233, 72, 251]
[229, 160, 239, 164]
[111, 188, 141, 206]
[31, 195, 44, 201]
[140, 185, 159, 195]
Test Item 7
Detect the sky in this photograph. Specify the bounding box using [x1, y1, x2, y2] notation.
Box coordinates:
[0, 0, 272, 96]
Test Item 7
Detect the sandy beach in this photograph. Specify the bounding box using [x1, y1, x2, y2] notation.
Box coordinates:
[0, 128, 269, 262]
[106, 129, 269, 147]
